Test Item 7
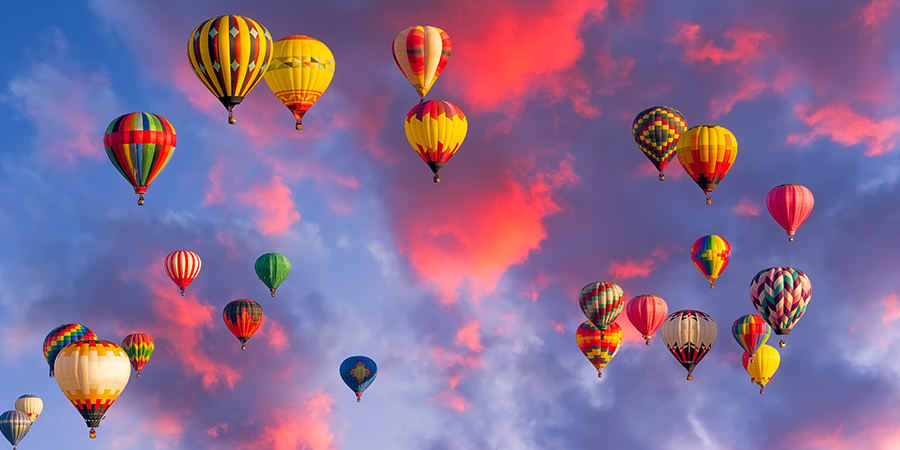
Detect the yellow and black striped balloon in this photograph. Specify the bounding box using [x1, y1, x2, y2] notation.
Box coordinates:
[187, 15, 273, 124]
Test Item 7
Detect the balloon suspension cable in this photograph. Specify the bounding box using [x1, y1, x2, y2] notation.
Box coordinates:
[270, 288, 276, 297]
[295, 120, 303, 131]
[779, 338, 786, 348]
[90, 428, 97, 439]
[433, 174, 440, 183]
[659, 173, 664, 181]
[706, 195, 711, 205]
[228, 110, 236, 125]
[138, 194, 145, 206]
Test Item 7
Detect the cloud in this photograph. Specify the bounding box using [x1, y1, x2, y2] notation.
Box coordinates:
[234, 175, 302, 235]
[732, 196, 762, 217]
[881, 292, 900, 323]
[669, 23, 771, 66]
[248, 391, 336, 450]
[858, 0, 897, 30]
[455, 320, 484, 352]
[788, 103, 900, 156]
[608, 258, 655, 279]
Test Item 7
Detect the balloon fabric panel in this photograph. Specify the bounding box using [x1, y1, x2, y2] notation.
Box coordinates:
[43, 323, 97, 377]
[0, 410, 31, 447]
[632, 106, 688, 179]
[578, 281, 626, 329]
[54, 340, 131, 431]
[264, 36, 335, 129]
[766, 184, 815, 241]
[340, 356, 378, 401]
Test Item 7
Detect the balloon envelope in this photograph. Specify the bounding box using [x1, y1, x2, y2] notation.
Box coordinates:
[578, 281, 626, 330]
[14, 395, 42, 423]
[264, 35, 335, 130]
[122, 333, 155, 377]
[676, 124, 737, 204]
[660, 310, 717, 380]
[732, 315, 770, 358]
[576, 321, 623, 377]
[340, 356, 378, 402]
[104, 112, 176, 205]
[392, 26, 452, 100]
[766, 184, 814, 241]
[224, 300, 264, 350]
[404, 100, 468, 183]
[632, 106, 688, 180]
[43, 323, 97, 377]
[165, 250, 201, 295]
[625, 294, 668, 344]
[690, 235, 731, 288]
[255, 253, 291, 296]
[750, 267, 812, 345]
[742, 344, 781, 393]
[0, 410, 30, 447]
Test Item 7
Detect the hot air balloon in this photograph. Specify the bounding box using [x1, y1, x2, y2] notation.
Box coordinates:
[578, 281, 626, 330]
[14, 395, 42, 423]
[576, 321, 623, 378]
[187, 15, 274, 124]
[224, 300, 264, 350]
[165, 250, 201, 295]
[660, 310, 717, 380]
[263, 35, 335, 130]
[392, 26, 452, 101]
[731, 314, 770, 359]
[255, 253, 290, 297]
[690, 235, 731, 288]
[742, 344, 780, 394]
[122, 333, 154, 378]
[676, 124, 737, 204]
[404, 100, 468, 183]
[625, 294, 668, 345]
[0, 411, 30, 449]
[54, 340, 131, 438]
[766, 184, 814, 242]
[43, 324, 97, 377]
[104, 112, 177, 206]
[632, 106, 688, 181]
[340, 356, 377, 402]
[750, 267, 811, 348]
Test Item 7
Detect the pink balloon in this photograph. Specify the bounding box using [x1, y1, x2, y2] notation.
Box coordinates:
[766, 184, 814, 241]
[625, 294, 668, 345]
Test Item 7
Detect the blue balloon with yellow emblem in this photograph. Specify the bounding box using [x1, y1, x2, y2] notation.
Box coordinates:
[340, 356, 377, 402]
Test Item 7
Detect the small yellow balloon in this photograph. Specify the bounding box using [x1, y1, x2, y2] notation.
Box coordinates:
[742, 344, 780, 393]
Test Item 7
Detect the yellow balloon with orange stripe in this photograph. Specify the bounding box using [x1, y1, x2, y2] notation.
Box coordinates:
[187, 15, 274, 124]
[264, 35, 335, 130]
[676, 124, 738, 204]
[404, 100, 468, 183]
[54, 340, 131, 438]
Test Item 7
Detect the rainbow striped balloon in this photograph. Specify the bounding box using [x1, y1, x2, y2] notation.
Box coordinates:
[731, 314, 770, 358]
[122, 333, 155, 377]
[103, 112, 176, 205]
[690, 235, 731, 288]
[43, 324, 97, 377]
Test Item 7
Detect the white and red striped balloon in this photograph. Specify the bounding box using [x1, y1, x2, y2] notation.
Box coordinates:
[766, 184, 814, 242]
[164, 250, 201, 295]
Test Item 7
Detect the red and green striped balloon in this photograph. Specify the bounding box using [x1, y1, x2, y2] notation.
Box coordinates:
[103, 112, 176, 206]
[122, 333, 154, 377]
[224, 300, 264, 350]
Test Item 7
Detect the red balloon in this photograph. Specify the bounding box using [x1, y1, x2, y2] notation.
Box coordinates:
[223, 300, 264, 350]
[625, 295, 668, 345]
[164, 250, 201, 295]
[766, 184, 814, 242]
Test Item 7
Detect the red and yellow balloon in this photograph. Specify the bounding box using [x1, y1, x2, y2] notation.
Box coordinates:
[392, 26, 452, 100]
[264, 35, 335, 130]
[676, 125, 738, 204]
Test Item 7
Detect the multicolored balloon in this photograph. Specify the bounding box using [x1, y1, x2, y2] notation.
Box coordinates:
[224, 300, 264, 350]
[578, 281, 626, 330]
[122, 333, 155, 378]
[392, 26, 452, 100]
[676, 124, 738, 204]
[187, 15, 274, 124]
[104, 112, 177, 205]
[340, 356, 378, 402]
[43, 323, 97, 377]
[625, 294, 668, 345]
[632, 106, 688, 181]
[731, 314, 770, 359]
[14, 395, 42, 423]
[742, 344, 780, 394]
[404, 100, 468, 183]
[54, 340, 131, 438]
[255, 253, 291, 297]
[660, 310, 717, 380]
[165, 250, 201, 295]
[750, 267, 811, 348]
[0, 410, 30, 449]
[575, 321, 623, 378]
[690, 235, 731, 288]
[263, 35, 335, 130]
[766, 184, 814, 242]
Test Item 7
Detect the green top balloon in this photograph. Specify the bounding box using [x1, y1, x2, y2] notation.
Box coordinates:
[255, 253, 291, 297]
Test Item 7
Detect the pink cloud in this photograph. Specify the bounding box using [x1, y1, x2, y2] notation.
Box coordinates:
[435, 379, 472, 414]
[881, 292, 900, 323]
[732, 196, 762, 217]
[858, 0, 897, 30]
[430, 346, 482, 370]
[709, 75, 769, 117]
[788, 103, 900, 156]
[549, 320, 565, 334]
[234, 175, 302, 235]
[524, 271, 551, 302]
[250, 391, 336, 450]
[609, 258, 655, 279]
[616, 0, 646, 19]
[669, 23, 771, 66]
[455, 320, 485, 352]
[257, 318, 290, 351]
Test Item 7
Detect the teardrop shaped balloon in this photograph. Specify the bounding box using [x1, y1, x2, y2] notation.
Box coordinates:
[104, 112, 177, 206]
[575, 321, 623, 378]
[660, 310, 717, 380]
[165, 250, 201, 295]
[690, 235, 731, 288]
[187, 15, 274, 124]
[223, 299, 264, 350]
[392, 26, 452, 100]
[14, 395, 42, 423]
[54, 340, 131, 438]
[750, 267, 811, 348]
[766, 184, 814, 242]
[676, 124, 738, 204]
[255, 253, 291, 297]
[742, 344, 780, 394]
[578, 281, 626, 330]
[0, 410, 31, 448]
[404, 100, 468, 183]
[632, 106, 688, 181]
[43, 324, 97, 377]
[731, 314, 770, 359]
[122, 333, 155, 378]
[263, 35, 335, 130]
[340, 356, 378, 402]
[625, 294, 668, 345]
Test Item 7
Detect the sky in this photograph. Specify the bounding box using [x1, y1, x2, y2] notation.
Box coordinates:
[1, 0, 900, 449]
